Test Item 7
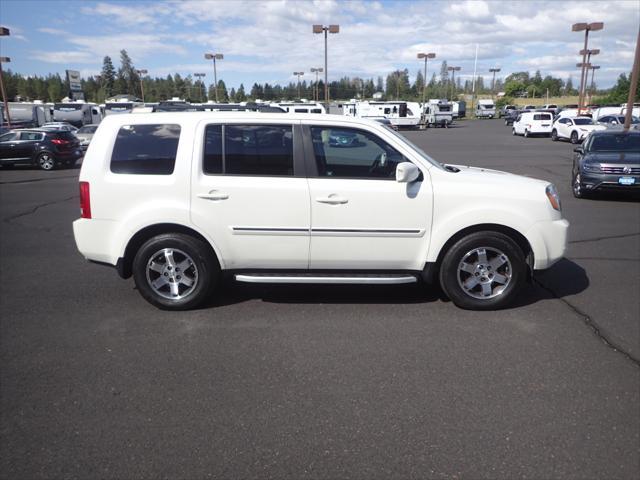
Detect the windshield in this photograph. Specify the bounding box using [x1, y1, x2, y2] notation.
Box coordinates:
[588, 134, 640, 152]
[574, 118, 594, 125]
[385, 128, 443, 170]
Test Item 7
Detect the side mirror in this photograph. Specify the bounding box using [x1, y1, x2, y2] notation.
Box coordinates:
[573, 147, 583, 154]
[396, 162, 420, 183]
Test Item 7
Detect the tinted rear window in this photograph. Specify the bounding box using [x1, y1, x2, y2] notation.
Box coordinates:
[589, 134, 640, 152]
[110, 124, 180, 175]
[533, 114, 551, 120]
[203, 124, 293, 176]
[78, 126, 98, 133]
[48, 131, 78, 141]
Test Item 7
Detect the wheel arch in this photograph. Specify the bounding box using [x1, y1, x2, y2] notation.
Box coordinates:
[422, 223, 533, 283]
[117, 223, 222, 279]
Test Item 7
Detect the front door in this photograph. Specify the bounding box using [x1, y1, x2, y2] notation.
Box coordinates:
[191, 121, 310, 270]
[305, 125, 432, 271]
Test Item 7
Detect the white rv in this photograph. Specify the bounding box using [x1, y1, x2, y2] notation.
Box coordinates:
[53, 101, 103, 127]
[475, 99, 496, 119]
[343, 101, 420, 128]
[273, 102, 326, 114]
[4, 102, 53, 128]
[424, 99, 454, 127]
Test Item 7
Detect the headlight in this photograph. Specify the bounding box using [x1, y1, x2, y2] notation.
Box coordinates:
[545, 184, 561, 211]
[582, 162, 601, 173]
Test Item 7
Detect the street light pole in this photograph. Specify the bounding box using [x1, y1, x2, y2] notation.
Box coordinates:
[136, 69, 147, 103]
[0, 27, 11, 128]
[313, 24, 339, 104]
[623, 26, 640, 132]
[489, 67, 501, 100]
[310, 67, 323, 101]
[293, 72, 304, 99]
[447, 66, 461, 100]
[588, 65, 600, 104]
[194, 73, 206, 103]
[204, 53, 224, 102]
[573, 22, 603, 113]
[417, 52, 436, 108]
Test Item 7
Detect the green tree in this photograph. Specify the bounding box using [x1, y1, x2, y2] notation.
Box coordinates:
[236, 83, 247, 102]
[100, 56, 116, 98]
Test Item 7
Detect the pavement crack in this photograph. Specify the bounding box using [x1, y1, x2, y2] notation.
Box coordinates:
[3, 195, 78, 225]
[569, 232, 640, 244]
[533, 278, 640, 367]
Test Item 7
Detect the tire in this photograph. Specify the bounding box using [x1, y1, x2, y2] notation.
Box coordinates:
[439, 231, 527, 310]
[132, 233, 219, 310]
[512, 128, 517, 136]
[504, 120, 508, 126]
[551, 130, 558, 141]
[524, 129, 529, 138]
[37, 152, 56, 171]
[570, 131, 579, 144]
[572, 170, 588, 198]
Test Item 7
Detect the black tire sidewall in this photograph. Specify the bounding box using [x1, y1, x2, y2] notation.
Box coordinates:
[439, 231, 526, 310]
[132, 233, 219, 310]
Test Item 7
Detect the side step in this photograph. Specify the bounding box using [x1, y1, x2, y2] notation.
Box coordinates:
[234, 273, 418, 285]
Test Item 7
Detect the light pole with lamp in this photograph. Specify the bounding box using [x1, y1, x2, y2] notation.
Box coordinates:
[310, 67, 323, 101]
[447, 66, 461, 100]
[194, 73, 206, 103]
[417, 52, 436, 107]
[312, 24, 339, 104]
[293, 71, 304, 99]
[588, 65, 600, 104]
[204, 53, 224, 102]
[572, 22, 603, 113]
[489, 67, 501, 99]
[135, 69, 147, 103]
[0, 26, 11, 128]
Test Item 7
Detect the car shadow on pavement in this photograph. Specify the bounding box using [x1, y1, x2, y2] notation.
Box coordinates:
[201, 258, 589, 310]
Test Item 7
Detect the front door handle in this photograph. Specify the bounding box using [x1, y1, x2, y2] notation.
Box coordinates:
[197, 190, 229, 201]
[316, 194, 348, 205]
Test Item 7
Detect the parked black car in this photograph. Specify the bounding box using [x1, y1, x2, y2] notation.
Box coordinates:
[572, 130, 640, 198]
[0, 129, 82, 170]
[503, 109, 520, 126]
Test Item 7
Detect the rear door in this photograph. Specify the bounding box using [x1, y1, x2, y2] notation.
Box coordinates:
[191, 120, 310, 269]
[0, 132, 19, 159]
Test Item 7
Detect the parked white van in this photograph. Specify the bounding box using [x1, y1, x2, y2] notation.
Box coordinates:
[512, 111, 554, 137]
[73, 112, 568, 311]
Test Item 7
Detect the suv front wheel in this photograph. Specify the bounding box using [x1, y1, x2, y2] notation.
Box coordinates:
[439, 231, 526, 310]
[133, 233, 219, 310]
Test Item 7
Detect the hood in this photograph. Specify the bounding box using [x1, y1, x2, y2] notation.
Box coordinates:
[579, 125, 606, 131]
[584, 151, 640, 163]
[446, 164, 549, 186]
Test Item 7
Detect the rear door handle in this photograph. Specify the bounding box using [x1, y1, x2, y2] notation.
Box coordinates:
[197, 190, 229, 201]
[316, 194, 348, 205]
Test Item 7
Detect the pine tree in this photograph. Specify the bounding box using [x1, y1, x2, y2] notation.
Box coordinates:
[100, 56, 116, 98]
[117, 49, 139, 96]
[236, 83, 247, 102]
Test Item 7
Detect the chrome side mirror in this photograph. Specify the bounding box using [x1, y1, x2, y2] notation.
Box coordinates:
[396, 162, 420, 183]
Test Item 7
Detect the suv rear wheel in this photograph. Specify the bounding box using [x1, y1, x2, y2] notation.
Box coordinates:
[551, 129, 558, 141]
[37, 152, 56, 171]
[133, 233, 219, 310]
[439, 231, 526, 310]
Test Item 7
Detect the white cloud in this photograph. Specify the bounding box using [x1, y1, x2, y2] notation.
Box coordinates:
[29, 51, 96, 64]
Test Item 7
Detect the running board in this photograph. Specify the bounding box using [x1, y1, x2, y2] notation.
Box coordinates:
[234, 273, 418, 285]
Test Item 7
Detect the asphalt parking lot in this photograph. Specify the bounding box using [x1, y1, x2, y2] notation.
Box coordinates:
[1, 119, 638, 479]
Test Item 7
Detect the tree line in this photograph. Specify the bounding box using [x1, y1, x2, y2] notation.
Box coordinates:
[1, 49, 636, 104]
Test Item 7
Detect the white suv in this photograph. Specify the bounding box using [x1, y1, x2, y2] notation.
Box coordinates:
[73, 113, 569, 310]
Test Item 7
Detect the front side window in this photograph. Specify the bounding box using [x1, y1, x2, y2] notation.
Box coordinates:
[110, 124, 180, 175]
[203, 124, 293, 176]
[310, 126, 409, 179]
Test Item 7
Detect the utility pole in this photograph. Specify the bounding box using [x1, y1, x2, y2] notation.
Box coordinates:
[313, 24, 339, 104]
[447, 66, 461, 100]
[624, 26, 640, 132]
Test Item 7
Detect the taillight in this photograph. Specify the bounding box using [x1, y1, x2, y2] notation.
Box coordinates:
[79, 181, 91, 219]
[51, 138, 70, 145]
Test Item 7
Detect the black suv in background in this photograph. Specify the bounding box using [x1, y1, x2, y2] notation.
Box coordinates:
[0, 129, 82, 170]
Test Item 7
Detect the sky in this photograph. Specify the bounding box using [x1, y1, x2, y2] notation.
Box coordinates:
[0, 0, 638, 90]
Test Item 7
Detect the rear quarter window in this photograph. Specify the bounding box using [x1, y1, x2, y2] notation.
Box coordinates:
[110, 124, 180, 175]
